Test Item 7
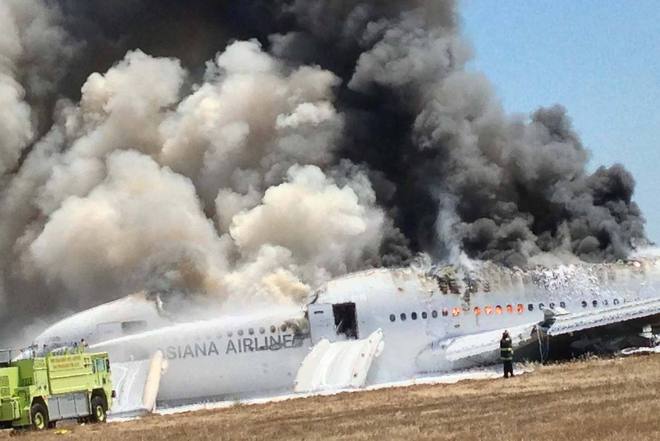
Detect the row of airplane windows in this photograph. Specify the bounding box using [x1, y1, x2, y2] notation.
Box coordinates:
[389, 298, 622, 322]
[224, 324, 289, 338]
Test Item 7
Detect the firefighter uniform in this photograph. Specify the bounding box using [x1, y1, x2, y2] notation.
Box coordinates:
[500, 331, 514, 378]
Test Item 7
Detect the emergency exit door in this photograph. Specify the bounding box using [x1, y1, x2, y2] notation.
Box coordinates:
[308, 303, 336, 344]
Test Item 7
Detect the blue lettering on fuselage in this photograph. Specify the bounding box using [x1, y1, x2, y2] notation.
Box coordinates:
[161, 334, 306, 360]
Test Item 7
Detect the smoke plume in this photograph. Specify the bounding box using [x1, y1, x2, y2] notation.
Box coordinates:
[0, 0, 647, 337]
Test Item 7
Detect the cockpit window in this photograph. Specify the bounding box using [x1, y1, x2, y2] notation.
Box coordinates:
[121, 320, 148, 335]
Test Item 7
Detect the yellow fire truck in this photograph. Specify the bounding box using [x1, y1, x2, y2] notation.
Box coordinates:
[0, 348, 113, 430]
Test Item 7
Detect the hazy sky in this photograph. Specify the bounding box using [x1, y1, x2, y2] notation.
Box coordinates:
[461, 1, 660, 243]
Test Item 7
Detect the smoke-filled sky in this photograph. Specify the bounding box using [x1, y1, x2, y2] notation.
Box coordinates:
[0, 0, 650, 337]
[462, 0, 660, 243]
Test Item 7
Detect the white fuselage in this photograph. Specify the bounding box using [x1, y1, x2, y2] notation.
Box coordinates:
[33, 261, 660, 404]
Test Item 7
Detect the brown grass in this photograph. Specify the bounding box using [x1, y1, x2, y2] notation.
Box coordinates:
[3, 354, 660, 441]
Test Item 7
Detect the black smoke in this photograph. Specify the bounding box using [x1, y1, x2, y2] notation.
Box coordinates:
[0, 0, 647, 339]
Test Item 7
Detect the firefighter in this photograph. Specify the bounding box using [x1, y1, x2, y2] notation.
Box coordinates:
[500, 330, 514, 378]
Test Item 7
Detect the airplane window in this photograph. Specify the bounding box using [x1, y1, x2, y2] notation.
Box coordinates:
[389, 314, 396, 322]
[474, 307, 481, 316]
[432, 310, 438, 318]
[613, 298, 619, 305]
[516, 304, 524, 313]
[442, 308, 448, 317]
[280, 324, 287, 332]
[238, 330, 244, 336]
[506, 305, 513, 314]
[452, 308, 461, 317]
[592, 300, 598, 307]
[495, 305, 502, 314]
[549, 303, 555, 309]
[216, 334, 222, 339]
[270, 325, 276, 333]
[400, 313, 407, 321]
[259, 328, 265, 335]
[422, 312, 428, 319]
[560, 301, 566, 308]
[539, 303, 545, 310]
[603, 299, 609, 306]
[581, 300, 588, 308]
[227, 331, 233, 337]
[248, 328, 255, 335]
[528, 304, 534, 312]
[485, 306, 493, 315]
[411, 312, 418, 320]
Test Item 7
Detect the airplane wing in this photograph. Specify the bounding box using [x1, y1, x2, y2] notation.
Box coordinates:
[294, 329, 384, 393]
[441, 322, 538, 362]
[543, 297, 660, 336]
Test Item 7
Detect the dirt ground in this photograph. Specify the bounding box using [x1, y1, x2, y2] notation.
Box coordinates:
[3, 354, 660, 441]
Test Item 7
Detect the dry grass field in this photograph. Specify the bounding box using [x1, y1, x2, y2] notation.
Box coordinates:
[3, 354, 660, 441]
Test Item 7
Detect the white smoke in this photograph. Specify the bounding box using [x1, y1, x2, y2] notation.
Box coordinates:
[1, 37, 387, 326]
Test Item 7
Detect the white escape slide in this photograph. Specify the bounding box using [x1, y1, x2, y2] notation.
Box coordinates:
[294, 329, 384, 393]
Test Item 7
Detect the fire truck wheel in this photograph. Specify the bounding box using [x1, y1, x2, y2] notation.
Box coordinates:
[90, 396, 107, 423]
[30, 403, 49, 431]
